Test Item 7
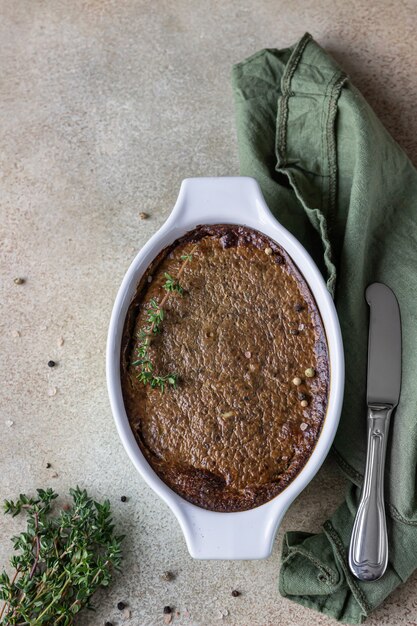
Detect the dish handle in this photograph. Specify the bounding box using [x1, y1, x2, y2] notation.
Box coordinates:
[174, 500, 287, 560]
[164, 176, 274, 231]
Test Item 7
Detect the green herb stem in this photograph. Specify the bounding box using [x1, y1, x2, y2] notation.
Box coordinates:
[134, 244, 198, 392]
[29, 512, 40, 580]
[0, 488, 123, 625]
[35, 576, 71, 622]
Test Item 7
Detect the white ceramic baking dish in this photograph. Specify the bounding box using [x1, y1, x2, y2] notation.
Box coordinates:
[107, 176, 344, 560]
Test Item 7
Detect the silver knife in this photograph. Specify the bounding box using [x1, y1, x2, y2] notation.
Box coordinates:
[348, 282, 402, 581]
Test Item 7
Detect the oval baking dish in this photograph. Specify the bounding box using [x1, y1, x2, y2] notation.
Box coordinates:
[107, 176, 344, 559]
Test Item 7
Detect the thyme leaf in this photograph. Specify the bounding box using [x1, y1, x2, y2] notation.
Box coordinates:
[163, 273, 184, 295]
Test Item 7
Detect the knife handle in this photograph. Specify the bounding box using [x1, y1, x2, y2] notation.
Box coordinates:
[348, 404, 393, 581]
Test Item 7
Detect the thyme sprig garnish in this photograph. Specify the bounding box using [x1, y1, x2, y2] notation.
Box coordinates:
[133, 245, 198, 392]
[0, 487, 123, 625]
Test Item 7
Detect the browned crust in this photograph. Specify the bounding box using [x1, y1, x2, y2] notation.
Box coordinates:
[121, 224, 329, 512]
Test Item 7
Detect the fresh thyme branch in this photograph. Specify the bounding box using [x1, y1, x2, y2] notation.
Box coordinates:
[132, 245, 198, 392]
[0, 487, 123, 626]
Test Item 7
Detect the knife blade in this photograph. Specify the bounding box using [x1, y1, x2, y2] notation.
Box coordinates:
[366, 282, 401, 407]
[349, 282, 402, 581]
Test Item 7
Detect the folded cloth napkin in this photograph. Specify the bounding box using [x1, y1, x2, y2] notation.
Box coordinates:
[232, 33, 417, 624]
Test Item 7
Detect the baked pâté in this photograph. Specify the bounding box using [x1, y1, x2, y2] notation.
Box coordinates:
[121, 224, 329, 512]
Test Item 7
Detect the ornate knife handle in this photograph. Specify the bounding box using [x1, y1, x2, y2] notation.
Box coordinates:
[348, 404, 393, 581]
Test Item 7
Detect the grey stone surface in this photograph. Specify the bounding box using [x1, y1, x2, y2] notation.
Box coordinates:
[1, 1, 416, 625]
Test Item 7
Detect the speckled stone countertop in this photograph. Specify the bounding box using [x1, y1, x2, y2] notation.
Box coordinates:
[1, 2, 416, 625]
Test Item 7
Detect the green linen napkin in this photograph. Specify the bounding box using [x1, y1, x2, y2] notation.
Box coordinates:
[232, 33, 417, 624]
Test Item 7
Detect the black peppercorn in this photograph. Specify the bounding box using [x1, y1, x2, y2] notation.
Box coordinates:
[294, 303, 304, 312]
[46, 462, 51, 468]
[231, 589, 241, 597]
[298, 392, 308, 401]
[105, 622, 113, 626]
[163, 606, 172, 614]
[47, 360, 56, 368]
[117, 602, 126, 611]
[121, 495, 127, 502]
